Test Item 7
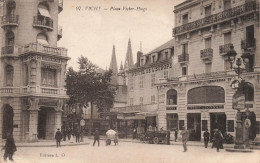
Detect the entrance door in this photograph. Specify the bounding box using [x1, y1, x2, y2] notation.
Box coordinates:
[187, 113, 201, 141]
[210, 113, 226, 140]
[38, 109, 47, 139]
[2, 105, 14, 139]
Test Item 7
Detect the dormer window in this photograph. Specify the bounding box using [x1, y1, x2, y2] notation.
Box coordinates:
[152, 55, 156, 63]
[151, 53, 158, 63]
[165, 51, 169, 59]
[140, 59, 144, 66]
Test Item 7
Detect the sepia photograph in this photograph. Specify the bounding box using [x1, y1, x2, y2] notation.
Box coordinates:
[0, 0, 260, 162]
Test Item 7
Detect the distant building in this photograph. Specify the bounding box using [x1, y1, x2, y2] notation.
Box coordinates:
[0, 0, 69, 141]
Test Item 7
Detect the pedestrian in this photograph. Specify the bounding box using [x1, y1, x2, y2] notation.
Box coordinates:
[114, 130, 119, 146]
[214, 129, 223, 152]
[133, 128, 137, 139]
[67, 128, 72, 141]
[75, 129, 80, 143]
[203, 129, 210, 148]
[55, 128, 62, 147]
[180, 126, 189, 152]
[93, 128, 100, 147]
[174, 129, 178, 142]
[62, 129, 67, 141]
[1, 133, 16, 162]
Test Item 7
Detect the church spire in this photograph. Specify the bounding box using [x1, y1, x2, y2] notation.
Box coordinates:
[124, 39, 134, 70]
[109, 45, 118, 74]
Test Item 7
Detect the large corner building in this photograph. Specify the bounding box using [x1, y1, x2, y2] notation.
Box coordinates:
[0, 0, 69, 141]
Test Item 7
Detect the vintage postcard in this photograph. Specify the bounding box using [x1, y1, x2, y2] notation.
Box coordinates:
[0, 0, 259, 162]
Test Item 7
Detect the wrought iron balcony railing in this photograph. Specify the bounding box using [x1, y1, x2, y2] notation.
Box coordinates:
[33, 16, 53, 31]
[178, 53, 189, 63]
[173, 1, 258, 36]
[1, 46, 14, 55]
[1, 15, 19, 28]
[241, 38, 256, 51]
[200, 48, 213, 60]
[58, 0, 63, 13]
[219, 43, 233, 55]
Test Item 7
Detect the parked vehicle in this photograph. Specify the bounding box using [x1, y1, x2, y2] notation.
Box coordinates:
[140, 130, 170, 145]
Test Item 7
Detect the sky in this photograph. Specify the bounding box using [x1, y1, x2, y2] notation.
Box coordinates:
[58, 0, 185, 70]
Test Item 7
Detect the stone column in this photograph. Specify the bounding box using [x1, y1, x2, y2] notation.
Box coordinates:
[54, 99, 63, 135]
[27, 97, 39, 142]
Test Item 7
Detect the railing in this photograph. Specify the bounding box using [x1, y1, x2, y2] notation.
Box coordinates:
[19, 43, 68, 57]
[0, 87, 20, 95]
[241, 38, 256, 51]
[187, 71, 227, 80]
[173, 1, 258, 36]
[58, 26, 62, 40]
[111, 104, 157, 113]
[41, 87, 58, 94]
[1, 46, 14, 55]
[219, 43, 233, 55]
[178, 53, 189, 63]
[200, 48, 213, 59]
[1, 15, 19, 27]
[33, 16, 53, 31]
[58, 0, 63, 13]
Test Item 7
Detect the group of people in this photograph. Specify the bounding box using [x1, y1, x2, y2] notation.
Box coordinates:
[1, 133, 17, 162]
[92, 128, 119, 147]
[55, 127, 83, 147]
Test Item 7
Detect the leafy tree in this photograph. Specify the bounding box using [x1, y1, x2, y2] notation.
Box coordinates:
[65, 56, 115, 119]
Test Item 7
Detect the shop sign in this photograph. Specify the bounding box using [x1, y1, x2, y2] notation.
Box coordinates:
[187, 105, 224, 110]
[244, 119, 251, 128]
[166, 107, 177, 110]
[232, 90, 245, 110]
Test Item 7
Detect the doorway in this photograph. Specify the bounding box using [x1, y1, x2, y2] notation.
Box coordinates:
[187, 113, 201, 141]
[2, 104, 14, 139]
[38, 109, 47, 139]
[210, 113, 226, 140]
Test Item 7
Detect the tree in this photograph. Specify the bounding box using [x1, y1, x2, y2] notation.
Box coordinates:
[65, 56, 115, 119]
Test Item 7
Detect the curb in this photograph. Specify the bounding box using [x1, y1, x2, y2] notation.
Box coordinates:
[16, 142, 90, 148]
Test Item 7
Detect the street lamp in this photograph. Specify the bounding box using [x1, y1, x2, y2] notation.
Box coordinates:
[226, 45, 250, 149]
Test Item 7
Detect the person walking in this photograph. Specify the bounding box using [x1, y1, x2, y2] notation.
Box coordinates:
[55, 128, 62, 147]
[214, 129, 223, 152]
[93, 129, 100, 147]
[67, 128, 72, 141]
[180, 126, 189, 152]
[1, 133, 16, 162]
[174, 129, 178, 142]
[75, 129, 80, 143]
[203, 129, 210, 148]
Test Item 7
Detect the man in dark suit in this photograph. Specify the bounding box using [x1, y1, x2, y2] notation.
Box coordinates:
[55, 128, 62, 147]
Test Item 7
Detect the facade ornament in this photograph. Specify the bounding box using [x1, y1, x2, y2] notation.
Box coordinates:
[28, 97, 39, 111]
[55, 99, 64, 112]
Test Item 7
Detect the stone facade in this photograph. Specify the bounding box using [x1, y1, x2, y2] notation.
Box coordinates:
[0, 0, 69, 142]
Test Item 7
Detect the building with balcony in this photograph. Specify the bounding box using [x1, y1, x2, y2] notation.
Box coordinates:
[110, 39, 175, 138]
[0, 0, 69, 142]
[154, 0, 260, 141]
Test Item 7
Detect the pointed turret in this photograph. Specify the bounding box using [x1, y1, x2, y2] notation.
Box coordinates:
[124, 39, 134, 70]
[109, 45, 118, 74]
[119, 61, 124, 73]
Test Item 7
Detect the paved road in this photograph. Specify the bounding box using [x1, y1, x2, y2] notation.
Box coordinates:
[1, 140, 259, 163]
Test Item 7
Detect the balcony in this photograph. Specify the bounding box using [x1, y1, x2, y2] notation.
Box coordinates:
[18, 43, 68, 57]
[178, 53, 189, 64]
[200, 48, 213, 62]
[219, 43, 233, 56]
[58, 26, 62, 40]
[241, 38, 256, 52]
[173, 1, 258, 36]
[1, 15, 19, 28]
[58, 0, 63, 13]
[33, 16, 53, 31]
[1, 46, 14, 55]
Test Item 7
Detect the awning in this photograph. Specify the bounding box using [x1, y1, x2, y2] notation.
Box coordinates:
[37, 39, 49, 45]
[38, 8, 51, 18]
[118, 114, 146, 120]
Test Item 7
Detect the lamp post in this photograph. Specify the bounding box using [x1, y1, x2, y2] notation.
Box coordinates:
[226, 45, 250, 149]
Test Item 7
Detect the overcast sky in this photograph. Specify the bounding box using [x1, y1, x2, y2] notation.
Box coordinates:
[58, 0, 185, 70]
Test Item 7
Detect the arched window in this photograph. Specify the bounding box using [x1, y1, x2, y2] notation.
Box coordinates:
[6, 1, 16, 16]
[244, 83, 254, 101]
[37, 33, 48, 45]
[166, 89, 177, 105]
[5, 65, 14, 86]
[188, 86, 225, 104]
[6, 31, 14, 47]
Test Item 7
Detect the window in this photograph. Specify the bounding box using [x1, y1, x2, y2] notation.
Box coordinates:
[205, 63, 212, 73]
[6, 31, 14, 47]
[5, 65, 13, 86]
[244, 83, 254, 102]
[182, 43, 188, 54]
[151, 74, 155, 87]
[24, 65, 29, 86]
[187, 86, 225, 104]
[130, 98, 133, 106]
[163, 70, 169, 79]
[166, 89, 177, 105]
[205, 37, 211, 49]
[6, 1, 16, 16]
[37, 2, 52, 26]
[182, 67, 187, 76]
[140, 59, 144, 66]
[167, 114, 178, 131]
[151, 95, 156, 104]
[37, 33, 48, 45]
[139, 76, 144, 88]
[224, 0, 231, 10]
[182, 14, 188, 24]
[152, 55, 156, 63]
[224, 32, 231, 44]
[165, 51, 169, 60]
[246, 25, 255, 48]
[129, 77, 134, 90]
[205, 5, 212, 17]
[140, 97, 143, 105]
[245, 55, 254, 72]
[41, 68, 57, 87]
